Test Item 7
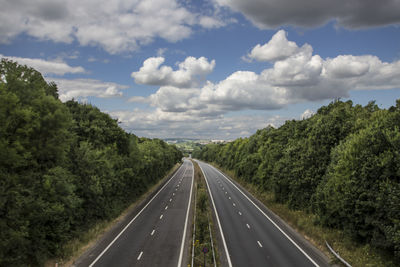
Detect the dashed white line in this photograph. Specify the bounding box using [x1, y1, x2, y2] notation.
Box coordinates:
[160, 214, 163, 219]
[233, 203, 236, 207]
[225, 192, 227, 194]
[165, 206, 168, 210]
[170, 198, 172, 202]
[87, 163, 186, 267]
[246, 224, 250, 229]
[151, 229, 155, 236]
[238, 211, 242, 216]
[137, 251, 143, 260]
[228, 196, 231, 200]
[257, 241, 263, 248]
[210, 164, 320, 267]
[173, 193, 175, 196]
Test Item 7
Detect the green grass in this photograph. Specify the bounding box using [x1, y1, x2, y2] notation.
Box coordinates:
[211, 164, 397, 267]
[190, 160, 219, 267]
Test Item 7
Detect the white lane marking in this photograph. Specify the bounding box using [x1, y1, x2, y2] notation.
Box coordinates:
[225, 192, 227, 194]
[210, 165, 320, 267]
[165, 206, 168, 210]
[238, 211, 242, 216]
[177, 160, 194, 267]
[257, 241, 263, 248]
[233, 203, 236, 207]
[246, 224, 250, 229]
[228, 197, 231, 200]
[137, 251, 143, 260]
[160, 214, 163, 219]
[151, 229, 155, 236]
[88, 163, 186, 267]
[197, 161, 233, 267]
[173, 193, 175, 196]
[170, 198, 172, 202]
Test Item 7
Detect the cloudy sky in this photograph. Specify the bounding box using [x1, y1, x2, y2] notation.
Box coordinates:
[1, 0, 400, 139]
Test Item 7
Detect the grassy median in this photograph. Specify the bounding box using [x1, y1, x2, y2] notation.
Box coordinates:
[190, 160, 220, 267]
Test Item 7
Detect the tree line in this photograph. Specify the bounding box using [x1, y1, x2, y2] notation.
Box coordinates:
[194, 99, 400, 262]
[0, 59, 182, 266]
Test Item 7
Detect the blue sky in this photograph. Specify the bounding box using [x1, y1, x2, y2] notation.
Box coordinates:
[1, 0, 400, 139]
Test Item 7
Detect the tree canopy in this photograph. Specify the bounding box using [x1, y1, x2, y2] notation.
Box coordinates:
[194, 99, 400, 261]
[0, 59, 182, 266]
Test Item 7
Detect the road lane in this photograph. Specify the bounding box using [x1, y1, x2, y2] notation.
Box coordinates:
[76, 159, 193, 267]
[196, 160, 330, 267]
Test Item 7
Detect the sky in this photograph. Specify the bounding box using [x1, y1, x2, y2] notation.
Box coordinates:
[1, 0, 400, 140]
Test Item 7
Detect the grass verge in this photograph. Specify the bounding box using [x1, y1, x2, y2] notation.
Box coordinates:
[45, 163, 182, 267]
[209, 163, 397, 267]
[190, 160, 219, 267]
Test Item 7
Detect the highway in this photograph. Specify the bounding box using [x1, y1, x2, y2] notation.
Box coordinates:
[196, 160, 330, 267]
[75, 159, 193, 267]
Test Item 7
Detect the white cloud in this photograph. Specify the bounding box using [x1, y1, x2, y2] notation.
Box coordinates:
[0, 54, 85, 76]
[199, 16, 226, 28]
[215, 0, 400, 29]
[0, 0, 227, 54]
[300, 109, 315, 120]
[109, 107, 284, 139]
[50, 78, 128, 102]
[130, 30, 400, 121]
[131, 56, 215, 88]
[247, 30, 298, 62]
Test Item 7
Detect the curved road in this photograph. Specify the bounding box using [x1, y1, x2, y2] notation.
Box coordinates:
[196, 160, 330, 267]
[76, 159, 193, 267]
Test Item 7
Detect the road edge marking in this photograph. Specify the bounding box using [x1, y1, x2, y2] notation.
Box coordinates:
[196, 160, 233, 267]
[210, 164, 320, 267]
[88, 162, 186, 267]
[177, 160, 194, 267]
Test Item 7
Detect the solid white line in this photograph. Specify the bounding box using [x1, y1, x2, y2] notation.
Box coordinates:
[88, 163, 185, 267]
[257, 241, 263, 248]
[151, 229, 155, 236]
[210, 165, 320, 267]
[177, 160, 194, 267]
[246, 224, 250, 229]
[197, 161, 233, 267]
[137, 251, 143, 260]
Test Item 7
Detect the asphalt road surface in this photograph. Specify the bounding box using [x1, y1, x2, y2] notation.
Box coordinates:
[76, 159, 193, 267]
[196, 160, 330, 267]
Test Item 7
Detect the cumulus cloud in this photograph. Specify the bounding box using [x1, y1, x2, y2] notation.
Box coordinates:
[215, 0, 400, 29]
[130, 30, 400, 121]
[0, 54, 85, 76]
[247, 30, 298, 62]
[0, 0, 227, 54]
[110, 108, 284, 139]
[300, 109, 315, 120]
[51, 78, 128, 102]
[131, 56, 215, 88]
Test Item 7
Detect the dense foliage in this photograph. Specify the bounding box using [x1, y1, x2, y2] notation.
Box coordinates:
[0, 59, 182, 266]
[194, 99, 400, 261]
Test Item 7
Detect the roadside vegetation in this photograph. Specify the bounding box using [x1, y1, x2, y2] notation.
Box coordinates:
[190, 160, 219, 267]
[194, 99, 400, 266]
[0, 59, 182, 266]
